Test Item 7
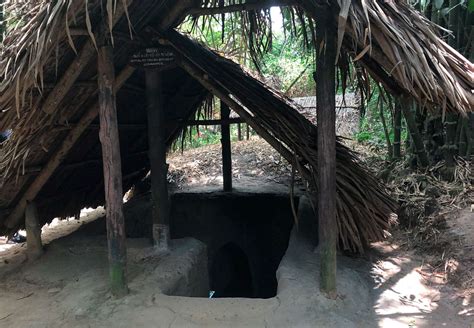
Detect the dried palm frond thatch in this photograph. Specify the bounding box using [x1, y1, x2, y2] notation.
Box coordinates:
[189, 0, 474, 115]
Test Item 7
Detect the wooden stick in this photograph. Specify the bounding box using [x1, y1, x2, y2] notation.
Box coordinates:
[146, 69, 170, 251]
[221, 100, 232, 191]
[98, 45, 128, 297]
[316, 4, 337, 297]
[4, 66, 135, 230]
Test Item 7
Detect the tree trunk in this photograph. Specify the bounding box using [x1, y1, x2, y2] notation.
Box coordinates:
[379, 100, 393, 160]
[146, 69, 171, 251]
[98, 45, 128, 297]
[401, 98, 430, 168]
[315, 3, 337, 297]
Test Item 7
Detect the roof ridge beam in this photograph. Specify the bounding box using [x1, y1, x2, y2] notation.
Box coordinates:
[188, 0, 294, 16]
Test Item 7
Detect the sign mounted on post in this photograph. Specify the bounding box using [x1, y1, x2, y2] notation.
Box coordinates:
[130, 47, 177, 69]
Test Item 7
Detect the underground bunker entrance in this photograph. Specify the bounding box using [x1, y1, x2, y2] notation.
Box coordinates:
[170, 191, 299, 299]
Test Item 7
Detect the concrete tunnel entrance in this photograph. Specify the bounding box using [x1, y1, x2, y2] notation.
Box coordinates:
[85, 189, 305, 299]
[169, 190, 299, 299]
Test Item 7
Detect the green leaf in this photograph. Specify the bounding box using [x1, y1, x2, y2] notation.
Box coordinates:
[434, 0, 444, 9]
[469, 0, 474, 12]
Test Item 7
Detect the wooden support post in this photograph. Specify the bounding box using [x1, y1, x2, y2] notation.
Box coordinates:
[146, 69, 170, 251]
[221, 100, 232, 191]
[316, 4, 337, 297]
[25, 202, 43, 261]
[237, 123, 242, 141]
[98, 45, 128, 297]
[246, 124, 250, 140]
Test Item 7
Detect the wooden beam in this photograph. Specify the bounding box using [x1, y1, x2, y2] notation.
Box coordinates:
[221, 100, 232, 191]
[316, 4, 337, 297]
[25, 202, 43, 261]
[188, 0, 292, 16]
[23, 151, 148, 175]
[98, 45, 128, 297]
[146, 69, 170, 251]
[4, 66, 135, 230]
[54, 118, 246, 132]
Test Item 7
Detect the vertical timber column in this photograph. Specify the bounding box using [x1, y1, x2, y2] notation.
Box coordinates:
[221, 100, 233, 191]
[316, 4, 337, 297]
[25, 202, 43, 261]
[146, 69, 171, 251]
[98, 45, 128, 297]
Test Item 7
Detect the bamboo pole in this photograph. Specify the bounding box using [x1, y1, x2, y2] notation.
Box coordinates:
[98, 45, 128, 297]
[316, 4, 337, 297]
[146, 69, 170, 251]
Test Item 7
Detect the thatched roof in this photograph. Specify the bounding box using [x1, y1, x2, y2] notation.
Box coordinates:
[0, 0, 472, 251]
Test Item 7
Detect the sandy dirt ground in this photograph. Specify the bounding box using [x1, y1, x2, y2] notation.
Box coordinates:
[0, 138, 472, 327]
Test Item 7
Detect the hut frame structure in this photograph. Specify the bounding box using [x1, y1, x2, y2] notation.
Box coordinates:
[0, 0, 473, 296]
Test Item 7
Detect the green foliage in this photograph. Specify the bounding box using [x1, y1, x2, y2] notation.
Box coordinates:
[260, 34, 314, 97]
[355, 87, 407, 154]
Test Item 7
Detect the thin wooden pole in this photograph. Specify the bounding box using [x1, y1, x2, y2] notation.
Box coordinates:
[221, 100, 232, 191]
[246, 124, 250, 140]
[98, 45, 128, 297]
[393, 99, 402, 159]
[25, 202, 43, 261]
[146, 69, 170, 251]
[237, 123, 242, 141]
[316, 4, 337, 297]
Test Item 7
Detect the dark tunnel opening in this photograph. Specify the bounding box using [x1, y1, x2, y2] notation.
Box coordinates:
[210, 242, 254, 298]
